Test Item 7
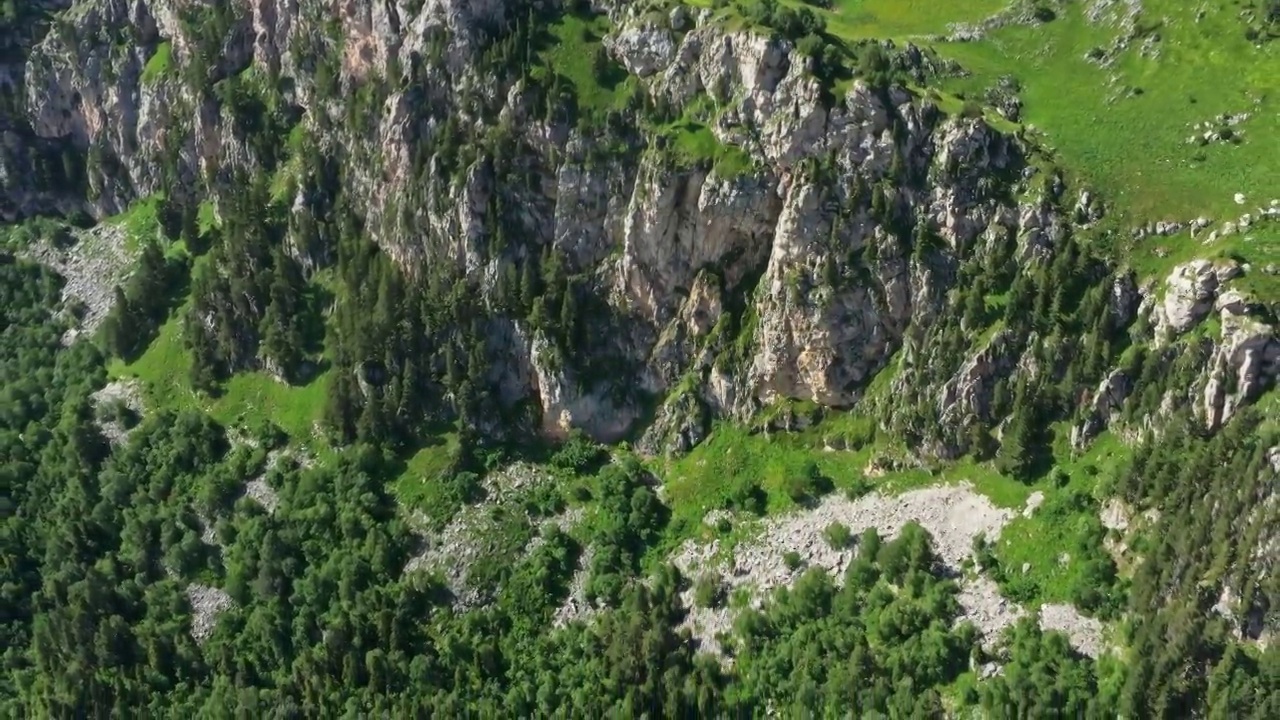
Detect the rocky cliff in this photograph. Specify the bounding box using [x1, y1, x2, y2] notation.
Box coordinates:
[7, 0, 1277, 454]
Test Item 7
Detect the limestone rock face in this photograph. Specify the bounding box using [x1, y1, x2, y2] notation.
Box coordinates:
[528, 331, 643, 444]
[1153, 260, 1222, 338]
[1072, 369, 1133, 448]
[8, 0, 1274, 449]
[751, 182, 886, 409]
[607, 24, 676, 78]
[617, 160, 779, 327]
[939, 329, 1020, 428]
[1201, 312, 1279, 431]
[1134, 259, 1278, 431]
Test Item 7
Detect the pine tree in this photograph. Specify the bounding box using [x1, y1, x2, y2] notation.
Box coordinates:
[103, 287, 137, 358]
[962, 276, 988, 331]
[559, 286, 578, 340]
[180, 202, 207, 255]
[997, 385, 1040, 482]
[133, 240, 165, 298]
[520, 256, 539, 312]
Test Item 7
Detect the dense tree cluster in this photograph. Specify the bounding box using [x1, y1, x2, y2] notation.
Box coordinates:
[1116, 410, 1280, 717]
[186, 174, 315, 390]
[102, 238, 187, 361]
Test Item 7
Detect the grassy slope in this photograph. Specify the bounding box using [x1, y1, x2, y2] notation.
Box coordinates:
[932, 2, 1278, 270]
[656, 416, 1031, 539]
[109, 309, 332, 441]
[141, 41, 172, 85]
[829, 0, 1009, 38]
[106, 194, 167, 252]
[392, 433, 462, 512]
[532, 11, 638, 117]
[993, 430, 1132, 606]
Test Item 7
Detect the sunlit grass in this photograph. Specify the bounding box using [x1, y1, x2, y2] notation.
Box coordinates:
[110, 310, 331, 441]
[935, 2, 1279, 226]
[829, 0, 1010, 39]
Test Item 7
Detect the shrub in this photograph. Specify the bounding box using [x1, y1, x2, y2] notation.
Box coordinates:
[726, 480, 768, 515]
[783, 550, 804, 571]
[694, 573, 725, 609]
[783, 461, 833, 503]
[845, 475, 874, 500]
[551, 432, 608, 475]
[1002, 572, 1040, 603]
[251, 418, 288, 449]
[972, 534, 999, 573]
[824, 522, 853, 549]
[1032, 3, 1056, 23]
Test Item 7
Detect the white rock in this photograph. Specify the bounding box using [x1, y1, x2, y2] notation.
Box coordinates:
[1039, 604, 1106, 658]
[1022, 491, 1045, 518]
[1154, 260, 1219, 338]
[608, 25, 676, 78]
[186, 584, 234, 643]
[1100, 498, 1131, 532]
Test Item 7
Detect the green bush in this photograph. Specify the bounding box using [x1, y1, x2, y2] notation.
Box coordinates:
[694, 573, 725, 609]
[783, 461, 833, 503]
[845, 475, 874, 500]
[726, 480, 768, 515]
[551, 431, 608, 474]
[824, 522, 853, 550]
[783, 550, 804, 571]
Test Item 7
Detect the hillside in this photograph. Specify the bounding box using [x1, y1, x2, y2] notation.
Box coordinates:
[1, 0, 1277, 715]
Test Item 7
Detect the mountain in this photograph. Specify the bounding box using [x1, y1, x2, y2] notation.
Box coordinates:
[1, 0, 1277, 716]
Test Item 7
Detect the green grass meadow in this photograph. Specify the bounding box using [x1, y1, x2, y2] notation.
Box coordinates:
[935, 1, 1279, 226]
[109, 310, 331, 442]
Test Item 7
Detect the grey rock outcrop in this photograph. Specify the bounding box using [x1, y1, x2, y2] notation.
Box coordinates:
[607, 23, 676, 78]
[1201, 312, 1279, 430]
[8, 0, 1274, 451]
[1073, 369, 1133, 447]
[1152, 260, 1222, 338]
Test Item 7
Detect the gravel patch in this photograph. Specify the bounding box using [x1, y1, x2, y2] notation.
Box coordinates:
[958, 576, 1027, 645]
[553, 545, 599, 628]
[186, 584, 234, 643]
[243, 478, 280, 513]
[29, 223, 135, 337]
[404, 501, 505, 609]
[673, 483, 1015, 654]
[90, 379, 143, 445]
[1039, 603, 1106, 658]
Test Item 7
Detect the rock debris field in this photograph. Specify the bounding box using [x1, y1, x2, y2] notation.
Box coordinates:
[29, 223, 136, 341]
[185, 584, 234, 643]
[398, 465, 1106, 656]
[674, 483, 1104, 658]
[404, 463, 584, 611]
[89, 379, 143, 445]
